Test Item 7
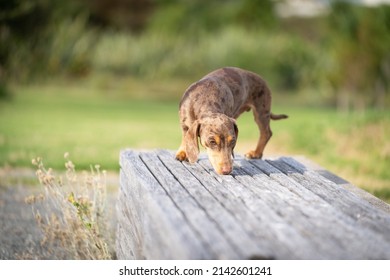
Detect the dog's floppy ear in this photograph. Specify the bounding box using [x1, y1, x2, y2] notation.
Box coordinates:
[233, 119, 239, 139]
[231, 118, 238, 158]
[185, 120, 201, 163]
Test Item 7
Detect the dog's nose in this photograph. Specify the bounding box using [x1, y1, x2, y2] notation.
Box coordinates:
[221, 166, 232, 175]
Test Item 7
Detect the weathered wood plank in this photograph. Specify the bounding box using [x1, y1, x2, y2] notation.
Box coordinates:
[274, 157, 390, 240]
[231, 159, 353, 259]
[117, 149, 390, 259]
[195, 155, 328, 259]
[288, 156, 390, 214]
[205, 156, 389, 259]
[118, 150, 212, 259]
[157, 150, 279, 259]
[250, 158, 390, 258]
[139, 151, 241, 259]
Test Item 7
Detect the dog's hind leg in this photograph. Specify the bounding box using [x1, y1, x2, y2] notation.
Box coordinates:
[245, 111, 272, 159]
[245, 88, 273, 159]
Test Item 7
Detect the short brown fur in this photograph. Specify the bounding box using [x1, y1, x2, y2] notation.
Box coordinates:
[175, 67, 288, 175]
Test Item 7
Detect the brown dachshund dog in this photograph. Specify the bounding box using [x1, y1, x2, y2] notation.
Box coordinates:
[175, 67, 287, 175]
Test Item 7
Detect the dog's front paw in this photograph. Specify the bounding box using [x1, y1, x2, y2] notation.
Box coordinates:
[175, 150, 188, 162]
[245, 151, 263, 159]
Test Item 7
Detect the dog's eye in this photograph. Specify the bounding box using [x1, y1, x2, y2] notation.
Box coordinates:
[209, 140, 217, 147]
[208, 138, 219, 149]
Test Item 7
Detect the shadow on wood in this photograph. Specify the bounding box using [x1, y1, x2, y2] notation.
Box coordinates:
[117, 149, 390, 260]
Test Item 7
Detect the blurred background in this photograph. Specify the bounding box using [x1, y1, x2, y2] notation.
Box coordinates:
[1, 0, 389, 201]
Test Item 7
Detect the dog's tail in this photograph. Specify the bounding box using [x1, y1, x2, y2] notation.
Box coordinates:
[270, 113, 288, 120]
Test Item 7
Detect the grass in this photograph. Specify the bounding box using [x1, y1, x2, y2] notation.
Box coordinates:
[1, 79, 389, 202]
[0, 81, 184, 170]
[26, 154, 112, 259]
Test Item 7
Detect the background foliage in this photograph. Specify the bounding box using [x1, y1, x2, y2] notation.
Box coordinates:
[1, 0, 390, 200]
[1, 0, 389, 109]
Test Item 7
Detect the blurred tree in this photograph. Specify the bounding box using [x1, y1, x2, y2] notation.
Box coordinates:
[0, 0, 49, 95]
[235, 0, 278, 29]
[273, 37, 317, 91]
[85, 0, 154, 32]
[0, 0, 156, 86]
[147, 0, 278, 34]
[0, 0, 96, 83]
[327, 1, 390, 111]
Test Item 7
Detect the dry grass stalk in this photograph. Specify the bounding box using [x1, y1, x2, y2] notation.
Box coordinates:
[26, 153, 112, 259]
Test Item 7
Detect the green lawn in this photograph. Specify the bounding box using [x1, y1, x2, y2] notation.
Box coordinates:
[0, 84, 183, 170]
[1, 81, 389, 201]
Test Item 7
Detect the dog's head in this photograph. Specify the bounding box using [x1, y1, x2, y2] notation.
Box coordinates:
[185, 114, 238, 175]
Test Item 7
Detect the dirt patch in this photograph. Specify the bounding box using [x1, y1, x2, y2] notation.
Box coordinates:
[0, 168, 119, 259]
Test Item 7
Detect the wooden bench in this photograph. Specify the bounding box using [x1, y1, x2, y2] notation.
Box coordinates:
[116, 149, 390, 259]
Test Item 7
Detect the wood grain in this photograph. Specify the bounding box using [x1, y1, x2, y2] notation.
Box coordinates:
[117, 150, 390, 259]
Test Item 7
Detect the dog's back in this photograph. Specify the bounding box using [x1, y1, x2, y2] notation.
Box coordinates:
[179, 67, 267, 120]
